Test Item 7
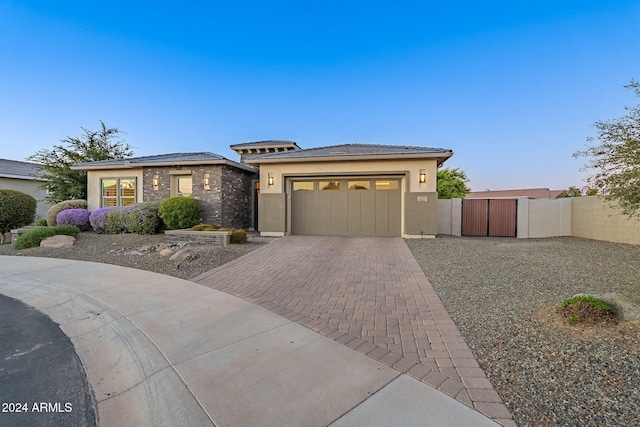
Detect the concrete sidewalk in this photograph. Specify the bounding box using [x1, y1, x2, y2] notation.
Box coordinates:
[0, 256, 499, 427]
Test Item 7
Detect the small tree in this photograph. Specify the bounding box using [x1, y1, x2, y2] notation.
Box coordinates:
[574, 80, 640, 217]
[0, 190, 37, 243]
[28, 121, 133, 204]
[437, 168, 471, 199]
[561, 186, 599, 197]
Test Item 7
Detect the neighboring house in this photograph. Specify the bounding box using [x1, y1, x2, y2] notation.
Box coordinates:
[0, 158, 51, 220]
[72, 141, 454, 237]
[465, 188, 565, 199]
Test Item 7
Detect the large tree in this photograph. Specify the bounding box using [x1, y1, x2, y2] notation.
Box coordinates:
[574, 80, 640, 217]
[28, 121, 133, 204]
[437, 167, 471, 199]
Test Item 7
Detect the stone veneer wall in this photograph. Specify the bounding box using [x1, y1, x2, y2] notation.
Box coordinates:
[221, 165, 254, 229]
[143, 166, 254, 229]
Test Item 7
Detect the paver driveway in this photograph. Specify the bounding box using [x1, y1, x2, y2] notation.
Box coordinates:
[192, 236, 513, 424]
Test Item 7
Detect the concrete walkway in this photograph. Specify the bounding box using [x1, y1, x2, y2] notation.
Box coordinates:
[0, 238, 511, 426]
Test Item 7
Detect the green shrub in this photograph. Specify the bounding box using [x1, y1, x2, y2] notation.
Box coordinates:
[191, 223, 220, 231]
[14, 225, 81, 249]
[218, 227, 248, 244]
[560, 295, 613, 312]
[121, 203, 161, 234]
[159, 196, 201, 230]
[230, 228, 247, 244]
[33, 218, 48, 226]
[46, 199, 87, 226]
[103, 208, 124, 234]
[0, 189, 37, 234]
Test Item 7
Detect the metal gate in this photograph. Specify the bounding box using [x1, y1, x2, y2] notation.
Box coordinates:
[462, 199, 517, 237]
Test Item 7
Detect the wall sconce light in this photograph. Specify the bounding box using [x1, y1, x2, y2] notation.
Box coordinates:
[203, 173, 210, 189]
[419, 169, 426, 184]
[152, 175, 159, 190]
[268, 173, 274, 186]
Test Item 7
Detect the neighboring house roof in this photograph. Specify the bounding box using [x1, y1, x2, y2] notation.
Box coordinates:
[245, 143, 453, 166]
[71, 152, 257, 173]
[466, 188, 565, 199]
[0, 158, 46, 181]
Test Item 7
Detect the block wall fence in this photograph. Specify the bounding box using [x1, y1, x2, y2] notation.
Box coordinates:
[437, 196, 640, 245]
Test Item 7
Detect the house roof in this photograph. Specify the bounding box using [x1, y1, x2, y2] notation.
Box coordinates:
[229, 140, 300, 150]
[0, 159, 46, 180]
[71, 152, 257, 173]
[465, 188, 565, 199]
[245, 143, 453, 166]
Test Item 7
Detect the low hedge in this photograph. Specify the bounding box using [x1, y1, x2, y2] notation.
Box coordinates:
[56, 209, 91, 231]
[14, 225, 81, 250]
[47, 200, 87, 226]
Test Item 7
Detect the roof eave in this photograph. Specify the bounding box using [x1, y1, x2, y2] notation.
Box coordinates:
[246, 151, 453, 165]
[71, 159, 258, 173]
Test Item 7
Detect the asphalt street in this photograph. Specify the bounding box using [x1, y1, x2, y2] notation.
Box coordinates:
[0, 294, 96, 427]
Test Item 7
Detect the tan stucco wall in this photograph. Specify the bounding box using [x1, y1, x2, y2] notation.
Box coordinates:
[86, 169, 144, 212]
[258, 193, 287, 236]
[258, 159, 438, 194]
[525, 198, 572, 238]
[404, 192, 438, 236]
[571, 196, 640, 245]
[256, 159, 439, 237]
[0, 177, 51, 220]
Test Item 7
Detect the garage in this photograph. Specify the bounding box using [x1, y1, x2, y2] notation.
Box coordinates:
[290, 178, 401, 236]
[245, 143, 452, 238]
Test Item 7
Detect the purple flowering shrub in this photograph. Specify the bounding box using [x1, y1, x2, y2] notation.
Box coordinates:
[89, 207, 123, 234]
[121, 203, 161, 234]
[56, 208, 91, 231]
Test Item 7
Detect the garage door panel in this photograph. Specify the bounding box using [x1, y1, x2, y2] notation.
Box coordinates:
[347, 190, 374, 235]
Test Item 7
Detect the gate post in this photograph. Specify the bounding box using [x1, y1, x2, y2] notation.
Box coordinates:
[452, 198, 462, 236]
[517, 197, 529, 238]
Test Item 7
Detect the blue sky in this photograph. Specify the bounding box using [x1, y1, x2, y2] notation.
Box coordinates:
[1, 1, 639, 191]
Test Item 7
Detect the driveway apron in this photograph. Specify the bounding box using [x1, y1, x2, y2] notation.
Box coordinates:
[192, 236, 513, 424]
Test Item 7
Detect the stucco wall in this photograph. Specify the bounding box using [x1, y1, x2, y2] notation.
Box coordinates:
[571, 196, 640, 245]
[0, 177, 51, 220]
[86, 169, 144, 212]
[518, 198, 571, 238]
[437, 198, 461, 236]
[258, 158, 439, 194]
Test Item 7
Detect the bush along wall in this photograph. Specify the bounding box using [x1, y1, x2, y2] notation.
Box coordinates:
[46, 200, 88, 226]
[56, 209, 91, 231]
[160, 196, 201, 230]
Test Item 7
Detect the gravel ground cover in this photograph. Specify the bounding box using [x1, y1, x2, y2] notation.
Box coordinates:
[0, 231, 263, 280]
[407, 236, 640, 427]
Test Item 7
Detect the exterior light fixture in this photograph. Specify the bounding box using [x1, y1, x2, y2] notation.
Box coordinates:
[268, 173, 274, 186]
[203, 173, 210, 189]
[152, 175, 159, 190]
[419, 169, 426, 184]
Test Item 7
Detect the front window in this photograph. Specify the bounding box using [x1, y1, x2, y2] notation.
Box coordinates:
[102, 178, 136, 207]
[177, 176, 193, 197]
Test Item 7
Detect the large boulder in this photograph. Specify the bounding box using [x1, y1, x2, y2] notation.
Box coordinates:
[40, 235, 75, 248]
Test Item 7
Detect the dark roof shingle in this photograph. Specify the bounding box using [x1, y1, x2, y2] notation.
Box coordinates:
[0, 159, 44, 180]
[246, 143, 453, 163]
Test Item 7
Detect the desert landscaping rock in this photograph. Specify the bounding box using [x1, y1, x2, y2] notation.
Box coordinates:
[170, 248, 198, 262]
[40, 234, 75, 248]
[159, 248, 174, 257]
[0, 232, 262, 280]
[407, 236, 640, 426]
